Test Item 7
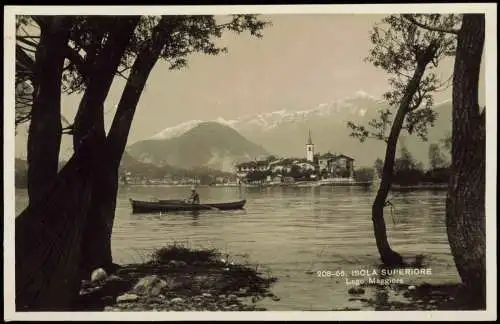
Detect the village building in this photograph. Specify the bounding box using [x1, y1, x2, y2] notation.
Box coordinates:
[317, 153, 355, 178]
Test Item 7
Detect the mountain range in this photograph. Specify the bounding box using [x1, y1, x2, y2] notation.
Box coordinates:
[14, 91, 452, 173]
[139, 91, 452, 168]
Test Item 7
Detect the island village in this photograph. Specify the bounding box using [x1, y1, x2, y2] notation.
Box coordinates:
[234, 130, 360, 187]
[118, 131, 367, 187]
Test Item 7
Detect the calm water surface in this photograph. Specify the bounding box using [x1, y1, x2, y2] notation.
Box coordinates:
[15, 185, 459, 311]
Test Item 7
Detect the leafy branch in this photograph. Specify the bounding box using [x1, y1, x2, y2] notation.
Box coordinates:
[347, 14, 459, 144]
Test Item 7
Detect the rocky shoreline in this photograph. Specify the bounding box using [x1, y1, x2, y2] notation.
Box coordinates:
[77, 244, 279, 312]
[77, 245, 482, 312]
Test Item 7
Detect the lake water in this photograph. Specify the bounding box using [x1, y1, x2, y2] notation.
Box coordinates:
[15, 185, 460, 311]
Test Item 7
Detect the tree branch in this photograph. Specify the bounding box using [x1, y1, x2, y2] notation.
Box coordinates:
[395, 70, 413, 79]
[17, 43, 37, 53]
[17, 35, 40, 40]
[64, 45, 89, 79]
[402, 15, 460, 35]
[17, 37, 39, 48]
[409, 87, 425, 111]
[115, 69, 129, 80]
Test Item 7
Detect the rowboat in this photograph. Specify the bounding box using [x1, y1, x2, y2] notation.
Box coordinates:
[129, 198, 247, 213]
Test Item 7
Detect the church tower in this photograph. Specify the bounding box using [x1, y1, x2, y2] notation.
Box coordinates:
[306, 129, 314, 162]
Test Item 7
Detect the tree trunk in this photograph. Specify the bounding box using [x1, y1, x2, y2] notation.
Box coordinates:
[372, 59, 431, 267]
[79, 157, 119, 275]
[16, 156, 94, 310]
[27, 17, 71, 204]
[72, 17, 139, 156]
[76, 17, 140, 276]
[81, 18, 173, 274]
[446, 14, 486, 309]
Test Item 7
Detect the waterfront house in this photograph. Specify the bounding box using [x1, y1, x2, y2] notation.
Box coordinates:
[316, 152, 354, 179]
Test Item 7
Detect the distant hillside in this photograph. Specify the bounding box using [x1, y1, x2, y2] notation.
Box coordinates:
[127, 122, 269, 172]
[120, 151, 236, 182]
[15, 152, 235, 188]
[119, 151, 166, 178]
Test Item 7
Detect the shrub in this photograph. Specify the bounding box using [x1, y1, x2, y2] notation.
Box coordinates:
[393, 168, 425, 186]
[354, 167, 375, 182]
[423, 167, 451, 184]
[151, 243, 218, 264]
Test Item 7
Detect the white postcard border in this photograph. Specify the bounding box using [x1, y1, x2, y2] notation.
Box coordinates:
[3, 3, 497, 321]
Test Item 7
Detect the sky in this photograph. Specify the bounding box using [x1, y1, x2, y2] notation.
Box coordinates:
[17, 13, 486, 153]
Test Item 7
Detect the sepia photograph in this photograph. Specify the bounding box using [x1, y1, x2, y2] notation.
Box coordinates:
[4, 4, 497, 321]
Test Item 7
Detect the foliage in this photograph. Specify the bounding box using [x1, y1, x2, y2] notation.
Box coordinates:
[428, 143, 448, 169]
[246, 170, 271, 183]
[440, 132, 452, 153]
[354, 167, 375, 182]
[347, 14, 460, 143]
[389, 144, 450, 185]
[393, 145, 422, 185]
[15, 16, 37, 128]
[373, 158, 384, 177]
[392, 169, 425, 186]
[319, 169, 329, 179]
[394, 144, 420, 172]
[151, 243, 218, 264]
[335, 169, 351, 178]
[424, 167, 451, 184]
[265, 155, 278, 162]
[284, 165, 310, 180]
[14, 15, 270, 127]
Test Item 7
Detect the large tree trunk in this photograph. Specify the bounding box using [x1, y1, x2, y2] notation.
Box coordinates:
[27, 17, 71, 204]
[16, 156, 94, 310]
[76, 17, 140, 277]
[83, 18, 173, 274]
[372, 56, 433, 266]
[446, 14, 486, 309]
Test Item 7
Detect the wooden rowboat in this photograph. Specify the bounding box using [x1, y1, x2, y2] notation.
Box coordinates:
[129, 198, 247, 214]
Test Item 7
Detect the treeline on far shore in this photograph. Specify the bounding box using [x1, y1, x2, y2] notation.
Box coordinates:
[345, 165, 450, 185]
[355, 142, 451, 185]
[14, 157, 236, 189]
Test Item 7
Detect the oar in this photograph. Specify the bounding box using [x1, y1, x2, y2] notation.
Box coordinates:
[182, 200, 220, 211]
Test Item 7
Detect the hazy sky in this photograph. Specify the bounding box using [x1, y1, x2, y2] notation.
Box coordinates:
[23, 14, 485, 148]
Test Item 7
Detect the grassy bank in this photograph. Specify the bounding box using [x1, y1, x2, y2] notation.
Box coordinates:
[78, 243, 278, 311]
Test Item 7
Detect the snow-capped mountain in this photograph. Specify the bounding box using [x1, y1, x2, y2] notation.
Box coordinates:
[140, 91, 452, 169]
[149, 91, 383, 140]
[128, 122, 269, 172]
[150, 119, 204, 140]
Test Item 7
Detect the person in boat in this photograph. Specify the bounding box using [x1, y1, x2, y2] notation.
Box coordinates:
[186, 186, 200, 204]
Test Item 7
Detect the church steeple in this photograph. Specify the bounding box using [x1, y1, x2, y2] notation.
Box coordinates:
[305, 129, 314, 162]
[307, 129, 313, 145]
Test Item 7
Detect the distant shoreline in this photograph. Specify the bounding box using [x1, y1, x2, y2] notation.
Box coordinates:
[116, 182, 449, 190]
